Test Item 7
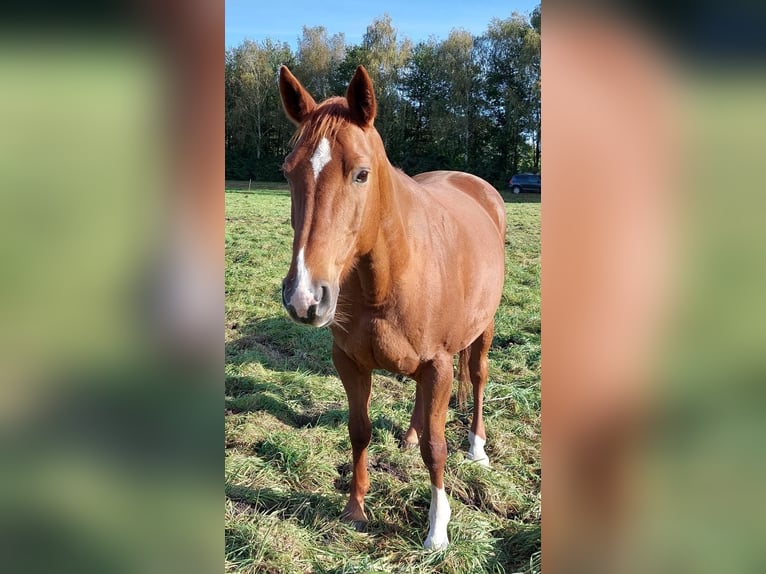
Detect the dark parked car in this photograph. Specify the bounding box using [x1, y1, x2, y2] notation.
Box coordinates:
[508, 173, 541, 194]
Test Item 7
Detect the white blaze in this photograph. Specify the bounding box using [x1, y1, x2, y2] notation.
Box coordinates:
[467, 431, 490, 467]
[424, 485, 451, 550]
[289, 248, 318, 318]
[310, 137, 331, 180]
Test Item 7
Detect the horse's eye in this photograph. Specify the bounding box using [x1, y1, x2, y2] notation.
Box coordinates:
[354, 170, 369, 184]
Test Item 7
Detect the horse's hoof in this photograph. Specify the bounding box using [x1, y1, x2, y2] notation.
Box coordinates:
[350, 519, 368, 533]
[340, 514, 368, 532]
[423, 534, 449, 551]
[402, 428, 420, 448]
[466, 454, 491, 468]
[340, 505, 368, 528]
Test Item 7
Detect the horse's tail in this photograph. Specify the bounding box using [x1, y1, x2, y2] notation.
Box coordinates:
[457, 346, 472, 410]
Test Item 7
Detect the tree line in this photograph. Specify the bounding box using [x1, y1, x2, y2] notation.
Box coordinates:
[225, 8, 540, 187]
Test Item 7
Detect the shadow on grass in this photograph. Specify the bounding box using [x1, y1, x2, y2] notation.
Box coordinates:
[491, 522, 541, 572]
[226, 316, 335, 375]
[226, 483, 421, 544]
[225, 376, 416, 439]
[226, 483, 342, 528]
[226, 316, 347, 429]
[225, 375, 348, 428]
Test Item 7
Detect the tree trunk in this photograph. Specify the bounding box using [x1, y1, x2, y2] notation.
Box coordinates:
[534, 120, 541, 171]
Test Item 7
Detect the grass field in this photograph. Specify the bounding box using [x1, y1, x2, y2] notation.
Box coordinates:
[225, 183, 541, 573]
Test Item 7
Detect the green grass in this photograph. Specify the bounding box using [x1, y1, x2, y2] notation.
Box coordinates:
[225, 184, 540, 573]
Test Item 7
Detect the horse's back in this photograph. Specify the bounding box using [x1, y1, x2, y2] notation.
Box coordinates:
[412, 170, 506, 239]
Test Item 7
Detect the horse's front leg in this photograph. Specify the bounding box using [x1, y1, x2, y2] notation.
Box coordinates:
[333, 344, 373, 527]
[417, 352, 454, 550]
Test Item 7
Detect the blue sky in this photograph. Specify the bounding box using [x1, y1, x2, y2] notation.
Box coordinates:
[225, 0, 539, 49]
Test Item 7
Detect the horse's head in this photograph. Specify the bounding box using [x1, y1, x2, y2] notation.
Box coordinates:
[278, 65, 382, 327]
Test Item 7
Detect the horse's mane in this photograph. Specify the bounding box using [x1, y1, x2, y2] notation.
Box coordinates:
[291, 97, 351, 148]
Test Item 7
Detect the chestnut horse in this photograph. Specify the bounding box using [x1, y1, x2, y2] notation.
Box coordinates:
[278, 65, 506, 550]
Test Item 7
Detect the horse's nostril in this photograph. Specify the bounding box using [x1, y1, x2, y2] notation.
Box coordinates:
[320, 284, 330, 305]
[313, 283, 330, 306]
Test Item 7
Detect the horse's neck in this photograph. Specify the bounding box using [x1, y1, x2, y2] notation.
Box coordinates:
[356, 166, 413, 305]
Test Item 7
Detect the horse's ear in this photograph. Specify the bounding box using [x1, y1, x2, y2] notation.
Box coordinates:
[346, 65, 376, 127]
[279, 65, 316, 125]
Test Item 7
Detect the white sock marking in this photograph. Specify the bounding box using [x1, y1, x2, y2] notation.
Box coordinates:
[310, 137, 331, 180]
[424, 485, 451, 550]
[289, 248, 318, 318]
[467, 431, 490, 467]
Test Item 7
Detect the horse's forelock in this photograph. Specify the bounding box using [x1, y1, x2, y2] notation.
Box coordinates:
[291, 98, 351, 150]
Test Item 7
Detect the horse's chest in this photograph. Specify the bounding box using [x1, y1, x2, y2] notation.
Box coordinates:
[333, 315, 421, 375]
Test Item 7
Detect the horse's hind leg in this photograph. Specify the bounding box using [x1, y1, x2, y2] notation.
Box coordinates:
[403, 382, 423, 447]
[466, 321, 494, 467]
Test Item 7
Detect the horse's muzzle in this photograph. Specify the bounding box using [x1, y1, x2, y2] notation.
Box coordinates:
[282, 277, 336, 327]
